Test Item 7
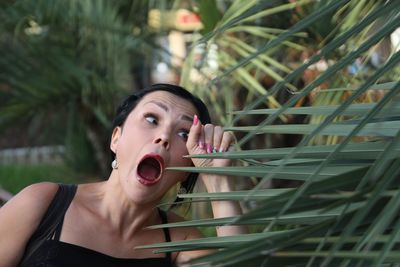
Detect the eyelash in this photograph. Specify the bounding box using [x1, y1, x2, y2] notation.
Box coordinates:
[144, 114, 189, 140]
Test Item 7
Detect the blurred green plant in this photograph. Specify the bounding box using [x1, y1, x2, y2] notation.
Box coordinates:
[0, 163, 81, 194]
[0, 0, 163, 176]
[181, 0, 312, 127]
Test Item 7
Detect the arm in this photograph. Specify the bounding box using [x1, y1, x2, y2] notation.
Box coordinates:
[176, 117, 247, 265]
[0, 182, 58, 267]
[200, 174, 247, 236]
[187, 116, 248, 236]
[175, 177, 246, 264]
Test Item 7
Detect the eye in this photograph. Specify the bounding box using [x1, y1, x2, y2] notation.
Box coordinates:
[178, 130, 189, 140]
[145, 114, 158, 125]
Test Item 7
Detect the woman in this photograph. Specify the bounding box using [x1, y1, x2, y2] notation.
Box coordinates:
[0, 84, 246, 267]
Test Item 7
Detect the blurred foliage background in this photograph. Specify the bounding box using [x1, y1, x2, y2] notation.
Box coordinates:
[1, 0, 400, 266]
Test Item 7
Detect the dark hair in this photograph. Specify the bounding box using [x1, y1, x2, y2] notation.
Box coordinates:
[111, 83, 211, 204]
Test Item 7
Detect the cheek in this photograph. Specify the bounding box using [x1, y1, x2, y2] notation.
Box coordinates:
[116, 129, 149, 164]
[120, 127, 150, 148]
[170, 143, 192, 166]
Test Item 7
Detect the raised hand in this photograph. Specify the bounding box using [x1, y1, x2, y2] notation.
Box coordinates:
[185, 116, 247, 237]
[186, 115, 235, 169]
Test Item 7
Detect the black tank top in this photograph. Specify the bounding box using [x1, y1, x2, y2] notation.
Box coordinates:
[18, 184, 172, 267]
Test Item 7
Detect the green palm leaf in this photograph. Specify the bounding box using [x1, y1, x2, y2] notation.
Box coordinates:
[171, 1, 400, 266]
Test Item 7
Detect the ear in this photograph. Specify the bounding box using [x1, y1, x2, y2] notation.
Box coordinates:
[110, 126, 122, 153]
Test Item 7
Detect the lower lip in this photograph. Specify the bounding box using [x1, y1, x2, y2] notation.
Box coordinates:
[137, 176, 161, 186]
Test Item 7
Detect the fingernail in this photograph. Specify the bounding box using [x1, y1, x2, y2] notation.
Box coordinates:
[213, 147, 218, 153]
[193, 115, 199, 126]
[198, 141, 205, 149]
[219, 147, 225, 153]
[206, 144, 212, 153]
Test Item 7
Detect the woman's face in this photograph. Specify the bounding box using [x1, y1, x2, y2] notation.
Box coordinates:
[110, 91, 197, 204]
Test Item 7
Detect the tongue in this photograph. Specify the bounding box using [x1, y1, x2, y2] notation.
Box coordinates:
[138, 160, 160, 180]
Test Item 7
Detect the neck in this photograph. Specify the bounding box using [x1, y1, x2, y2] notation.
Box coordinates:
[94, 174, 161, 238]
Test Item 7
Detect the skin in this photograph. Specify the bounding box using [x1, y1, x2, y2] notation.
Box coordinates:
[0, 91, 246, 267]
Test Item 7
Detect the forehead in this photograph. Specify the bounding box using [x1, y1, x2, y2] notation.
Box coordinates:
[136, 91, 198, 115]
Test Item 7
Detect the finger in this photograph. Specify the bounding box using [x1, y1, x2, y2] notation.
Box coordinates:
[212, 126, 223, 153]
[198, 125, 206, 150]
[187, 114, 202, 151]
[203, 124, 214, 153]
[219, 131, 235, 152]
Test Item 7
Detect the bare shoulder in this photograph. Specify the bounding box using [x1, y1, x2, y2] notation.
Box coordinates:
[2, 182, 59, 214]
[0, 182, 60, 232]
[165, 210, 203, 240]
[0, 182, 59, 266]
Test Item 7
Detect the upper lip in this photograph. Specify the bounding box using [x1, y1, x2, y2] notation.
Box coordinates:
[141, 153, 165, 170]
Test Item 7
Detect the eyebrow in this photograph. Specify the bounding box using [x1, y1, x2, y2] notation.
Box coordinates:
[146, 101, 194, 123]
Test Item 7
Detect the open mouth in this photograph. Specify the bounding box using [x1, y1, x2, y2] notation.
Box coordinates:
[136, 153, 164, 186]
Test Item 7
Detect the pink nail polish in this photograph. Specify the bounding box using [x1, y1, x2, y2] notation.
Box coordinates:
[206, 144, 212, 153]
[193, 115, 199, 126]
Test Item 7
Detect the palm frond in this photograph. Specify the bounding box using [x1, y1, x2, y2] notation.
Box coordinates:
[170, 1, 400, 266]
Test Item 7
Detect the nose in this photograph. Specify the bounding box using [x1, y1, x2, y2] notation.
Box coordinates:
[154, 132, 170, 150]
